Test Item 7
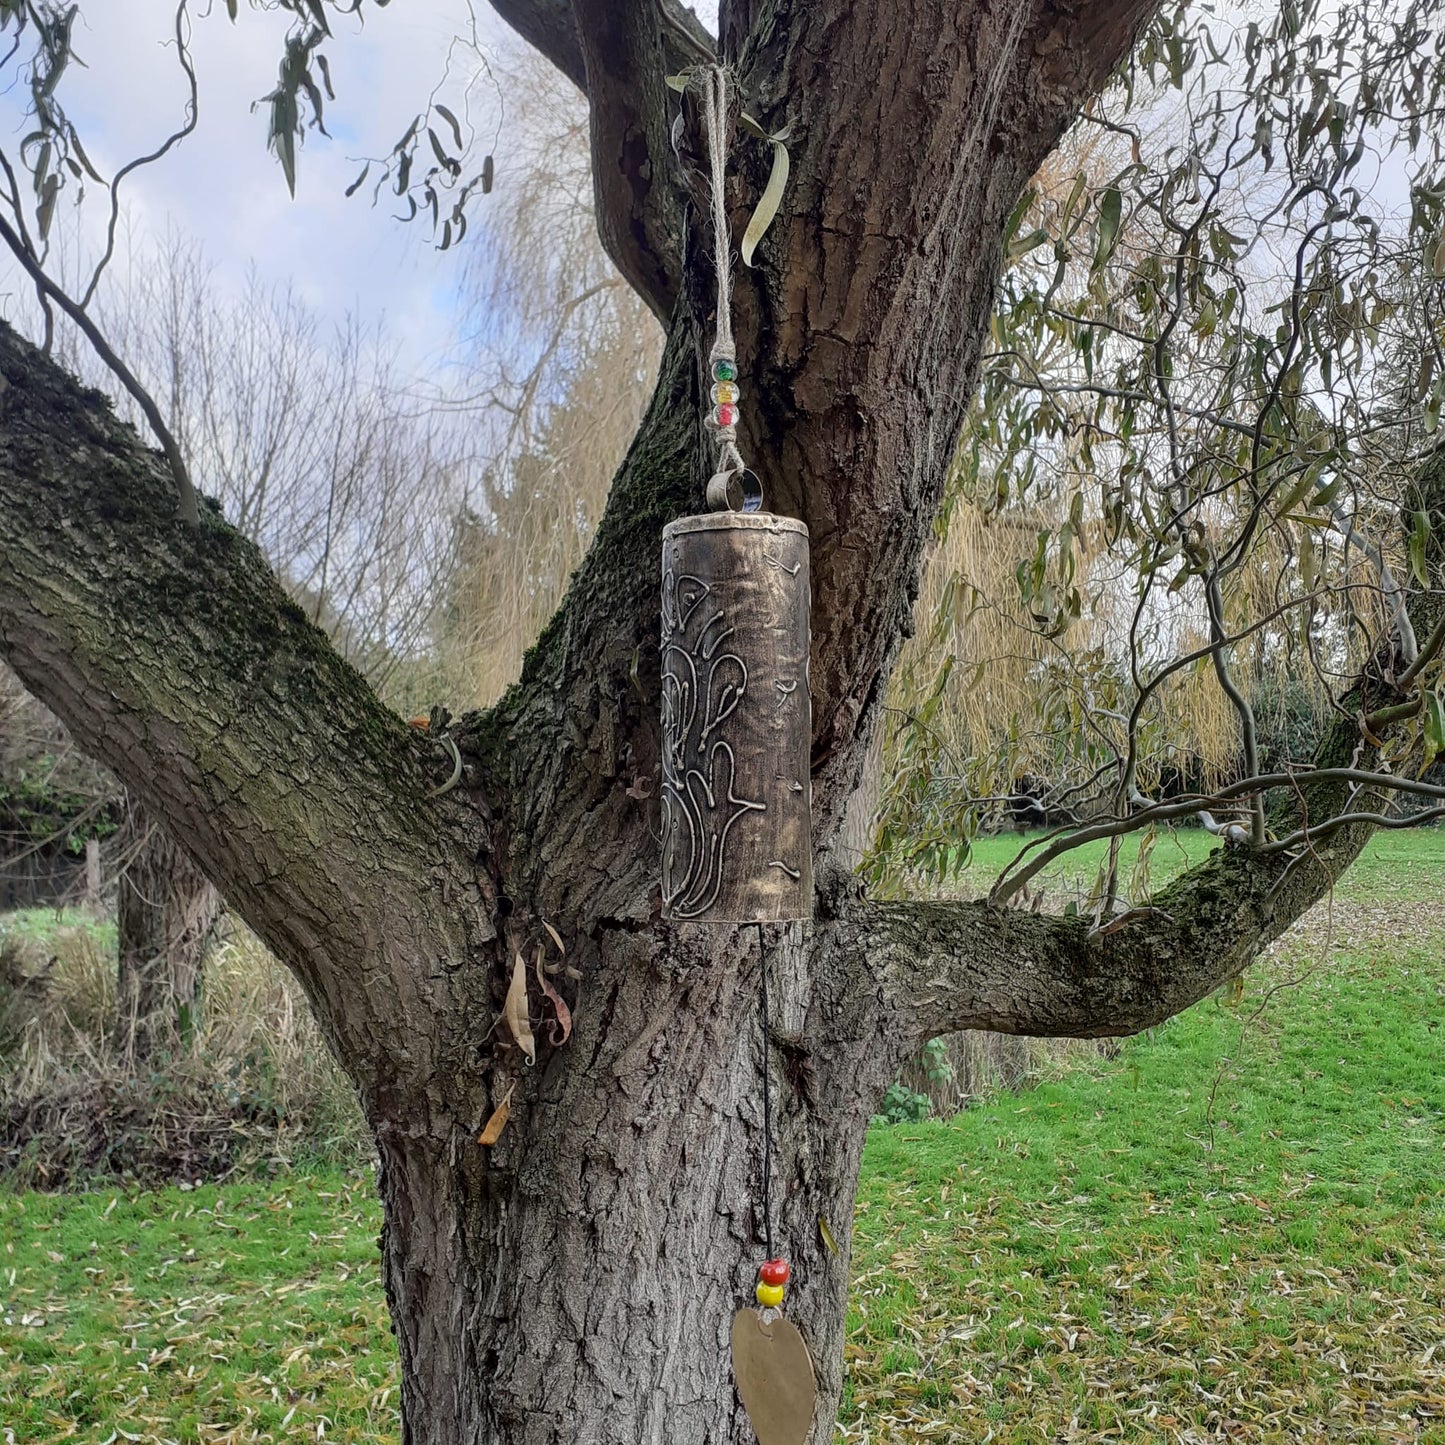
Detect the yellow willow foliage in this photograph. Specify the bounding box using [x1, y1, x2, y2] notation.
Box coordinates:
[885, 476, 1385, 855]
[431, 53, 663, 710]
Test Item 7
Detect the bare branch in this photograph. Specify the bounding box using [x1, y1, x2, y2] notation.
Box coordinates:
[847, 778, 1384, 1045]
[80, 1, 200, 309]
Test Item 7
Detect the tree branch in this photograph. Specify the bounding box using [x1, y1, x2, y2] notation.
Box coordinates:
[0, 322, 495, 1090]
[488, 0, 713, 319]
[489, 0, 712, 94]
[841, 822, 1367, 1044]
[570, 0, 698, 321]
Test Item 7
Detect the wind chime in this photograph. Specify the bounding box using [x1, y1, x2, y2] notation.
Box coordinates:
[659, 66, 816, 1445]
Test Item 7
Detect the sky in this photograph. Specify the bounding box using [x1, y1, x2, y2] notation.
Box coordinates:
[0, 1, 519, 376]
[0, 1, 718, 381]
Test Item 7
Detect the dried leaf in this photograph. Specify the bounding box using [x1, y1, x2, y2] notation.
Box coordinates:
[535, 946, 572, 1047]
[477, 1084, 514, 1145]
[504, 953, 535, 1064]
[541, 920, 565, 956]
[818, 1214, 839, 1256]
[740, 132, 790, 267]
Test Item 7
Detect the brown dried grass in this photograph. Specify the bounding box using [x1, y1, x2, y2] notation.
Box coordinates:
[0, 918, 366, 1188]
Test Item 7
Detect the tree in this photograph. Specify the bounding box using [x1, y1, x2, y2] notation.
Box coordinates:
[872, 0, 1445, 904]
[115, 796, 222, 1054]
[1, 3, 1443, 1444]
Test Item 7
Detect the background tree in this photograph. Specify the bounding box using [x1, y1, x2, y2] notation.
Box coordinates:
[875, 0, 1445, 908]
[113, 796, 221, 1054]
[433, 49, 662, 706]
[1, 3, 1444, 1445]
[0, 667, 115, 910]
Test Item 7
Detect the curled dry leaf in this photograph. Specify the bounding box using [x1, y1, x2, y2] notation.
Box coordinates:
[818, 1215, 840, 1257]
[504, 952, 536, 1064]
[535, 945, 573, 1047]
[541, 919, 566, 956]
[477, 1083, 515, 1146]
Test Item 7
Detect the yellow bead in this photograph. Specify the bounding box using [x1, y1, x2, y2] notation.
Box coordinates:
[711, 381, 739, 405]
[756, 1282, 785, 1308]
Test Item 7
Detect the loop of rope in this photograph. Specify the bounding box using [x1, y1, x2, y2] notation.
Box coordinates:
[698, 66, 760, 512]
[703, 67, 734, 372]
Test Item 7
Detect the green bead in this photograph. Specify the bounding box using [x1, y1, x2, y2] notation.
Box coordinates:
[713, 359, 736, 382]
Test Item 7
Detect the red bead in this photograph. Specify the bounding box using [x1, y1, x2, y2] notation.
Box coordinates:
[759, 1259, 790, 1287]
[716, 403, 738, 428]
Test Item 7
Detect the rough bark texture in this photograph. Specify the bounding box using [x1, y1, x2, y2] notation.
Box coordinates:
[0, 0, 1419, 1442]
[116, 795, 222, 1053]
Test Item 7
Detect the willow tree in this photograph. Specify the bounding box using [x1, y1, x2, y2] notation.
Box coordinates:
[2, 1, 1444, 1443]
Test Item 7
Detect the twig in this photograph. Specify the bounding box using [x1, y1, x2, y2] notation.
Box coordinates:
[428, 735, 464, 798]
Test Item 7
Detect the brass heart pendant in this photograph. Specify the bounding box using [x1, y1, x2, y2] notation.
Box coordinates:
[731, 1307, 817, 1445]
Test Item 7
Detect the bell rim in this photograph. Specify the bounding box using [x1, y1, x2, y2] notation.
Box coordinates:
[662, 512, 809, 542]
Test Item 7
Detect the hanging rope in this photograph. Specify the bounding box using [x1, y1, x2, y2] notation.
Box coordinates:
[757, 923, 776, 1264]
[698, 67, 762, 514]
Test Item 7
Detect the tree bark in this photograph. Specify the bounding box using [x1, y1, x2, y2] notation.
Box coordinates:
[116, 795, 222, 1053]
[2, 0, 1424, 1441]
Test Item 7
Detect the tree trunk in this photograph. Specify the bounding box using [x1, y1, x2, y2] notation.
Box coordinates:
[371, 922, 894, 1445]
[83, 836, 101, 912]
[116, 795, 222, 1053]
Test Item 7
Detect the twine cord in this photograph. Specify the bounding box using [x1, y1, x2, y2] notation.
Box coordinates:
[758, 923, 775, 1263]
[700, 67, 747, 485]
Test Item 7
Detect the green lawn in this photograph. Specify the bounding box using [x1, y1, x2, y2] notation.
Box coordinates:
[0, 1175, 394, 1443]
[3, 833, 1443, 1442]
[963, 822, 1445, 907]
[0, 906, 116, 955]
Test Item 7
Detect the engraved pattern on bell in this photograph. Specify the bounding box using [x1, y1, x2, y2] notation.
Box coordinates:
[660, 513, 812, 922]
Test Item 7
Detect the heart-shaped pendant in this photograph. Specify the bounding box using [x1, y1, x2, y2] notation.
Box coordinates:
[731, 1307, 817, 1445]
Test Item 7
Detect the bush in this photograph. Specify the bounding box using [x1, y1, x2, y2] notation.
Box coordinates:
[873, 1081, 933, 1125]
[0, 912, 368, 1188]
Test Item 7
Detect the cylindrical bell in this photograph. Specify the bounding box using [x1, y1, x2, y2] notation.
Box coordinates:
[660, 512, 812, 922]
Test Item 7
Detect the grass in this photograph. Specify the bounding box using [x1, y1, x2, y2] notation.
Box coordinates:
[846, 829, 1445, 1441]
[0, 907, 116, 955]
[1, 833, 1443, 1442]
[0, 1174, 393, 1443]
[963, 824, 1445, 907]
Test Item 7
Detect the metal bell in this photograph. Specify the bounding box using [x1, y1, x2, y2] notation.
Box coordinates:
[660, 511, 812, 922]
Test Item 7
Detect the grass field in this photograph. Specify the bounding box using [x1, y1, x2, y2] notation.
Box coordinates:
[2, 832, 1443, 1442]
